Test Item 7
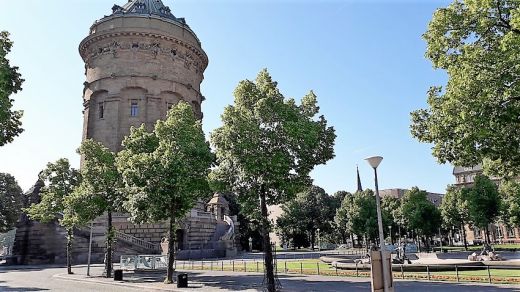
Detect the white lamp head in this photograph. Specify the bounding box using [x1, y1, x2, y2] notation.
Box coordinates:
[365, 156, 383, 169]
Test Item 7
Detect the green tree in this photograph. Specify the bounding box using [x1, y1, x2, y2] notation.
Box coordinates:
[499, 180, 520, 228]
[381, 196, 402, 244]
[0, 173, 23, 232]
[411, 1, 520, 177]
[345, 190, 391, 249]
[466, 175, 500, 244]
[210, 69, 335, 292]
[76, 139, 124, 278]
[440, 186, 469, 250]
[401, 187, 442, 251]
[334, 191, 354, 244]
[117, 102, 213, 284]
[0, 31, 24, 146]
[276, 186, 334, 250]
[24, 158, 81, 274]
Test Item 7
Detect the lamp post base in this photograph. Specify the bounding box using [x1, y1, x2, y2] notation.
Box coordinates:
[370, 250, 394, 292]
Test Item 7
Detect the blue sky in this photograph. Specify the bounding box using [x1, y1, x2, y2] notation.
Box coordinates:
[0, 0, 454, 194]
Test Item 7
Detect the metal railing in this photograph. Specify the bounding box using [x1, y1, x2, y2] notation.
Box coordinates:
[120, 254, 168, 270]
[173, 259, 520, 285]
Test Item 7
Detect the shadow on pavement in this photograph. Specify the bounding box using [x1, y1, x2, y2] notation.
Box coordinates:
[0, 280, 50, 291]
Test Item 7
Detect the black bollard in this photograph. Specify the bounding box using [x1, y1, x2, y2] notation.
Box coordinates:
[114, 269, 123, 281]
[177, 273, 188, 288]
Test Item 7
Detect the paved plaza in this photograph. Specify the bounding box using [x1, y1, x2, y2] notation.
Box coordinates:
[1, 264, 520, 291]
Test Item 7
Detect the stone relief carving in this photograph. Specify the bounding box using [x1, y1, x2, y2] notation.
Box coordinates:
[87, 41, 204, 73]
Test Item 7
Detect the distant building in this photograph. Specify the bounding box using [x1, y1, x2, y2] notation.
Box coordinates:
[452, 165, 519, 244]
[379, 188, 444, 207]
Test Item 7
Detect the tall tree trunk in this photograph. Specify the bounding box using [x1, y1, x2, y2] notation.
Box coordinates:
[485, 226, 491, 245]
[461, 224, 468, 251]
[165, 212, 176, 284]
[260, 186, 276, 292]
[66, 228, 73, 275]
[311, 229, 316, 251]
[416, 233, 421, 252]
[104, 210, 113, 278]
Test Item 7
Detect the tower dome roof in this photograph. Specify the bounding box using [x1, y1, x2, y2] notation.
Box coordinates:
[111, 0, 188, 26]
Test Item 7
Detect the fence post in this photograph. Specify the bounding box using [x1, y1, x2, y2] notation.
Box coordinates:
[317, 262, 320, 275]
[300, 262, 303, 274]
[191, 260, 194, 270]
[400, 264, 404, 279]
[285, 261, 287, 273]
[487, 266, 492, 284]
[356, 262, 359, 277]
[455, 265, 459, 282]
[244, 261, 246, 272]
[232, 260, 235, 272]
[221, 260, 224, 271]
[427, 265, 430, 281]
[335, 265, 338, 276]
[183, 260, 185, 269]
[201, 260, 204, 270]
[257, 261, 259, 272]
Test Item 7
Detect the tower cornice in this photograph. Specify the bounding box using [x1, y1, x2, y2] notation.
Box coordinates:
[79, 30, 208, 70]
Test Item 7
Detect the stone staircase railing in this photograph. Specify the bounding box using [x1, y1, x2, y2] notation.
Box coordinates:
[78, 223, 161, 253]
[114, 230, 161, 252]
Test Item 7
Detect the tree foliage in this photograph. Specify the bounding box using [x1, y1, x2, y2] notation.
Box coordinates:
[117, 101, 213, 284]
[276, 186, 335, 249]
[499, 180, 520, 227]
[343, 190, 388, 246]
[24, 158, 81, 274]
[76, 139, 124, 278]
[401, 187, 442, 238]
[440, 186, 469, 228]
[411, 0, 520, 177]
[466, 175, 500, 240]
[210, 69, 335, 292]
[0, 172, 23, 232]
[0, 31, 24, 146]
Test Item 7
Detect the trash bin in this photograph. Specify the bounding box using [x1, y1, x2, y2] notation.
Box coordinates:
[114, 269, 123, 281]
[177, 273, 188, 288]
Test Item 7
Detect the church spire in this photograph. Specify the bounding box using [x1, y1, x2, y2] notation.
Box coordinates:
[356, 165, 363, 192]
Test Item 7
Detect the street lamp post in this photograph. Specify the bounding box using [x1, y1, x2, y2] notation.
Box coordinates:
[365, 156, 390, 292]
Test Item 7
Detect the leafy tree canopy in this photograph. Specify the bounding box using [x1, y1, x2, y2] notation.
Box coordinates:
[210, 69, 336, 209]
[25, 158, 80, 224]
[466, 175, 500, 229]
[117, 101, 213, 223]
[411, 0, 520, 177]
[0, 31, 24, 146]
[499, 180, 520, 227]
[401, 187, 442, 237]
[440, 185, 469, 229]
[0, 172, 23, 232]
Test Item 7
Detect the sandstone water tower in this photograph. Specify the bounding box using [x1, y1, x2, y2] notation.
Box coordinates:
[79, 0, 208, 151]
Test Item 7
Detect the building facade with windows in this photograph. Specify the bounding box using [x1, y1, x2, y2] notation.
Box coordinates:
[452, 165, 520, 244]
